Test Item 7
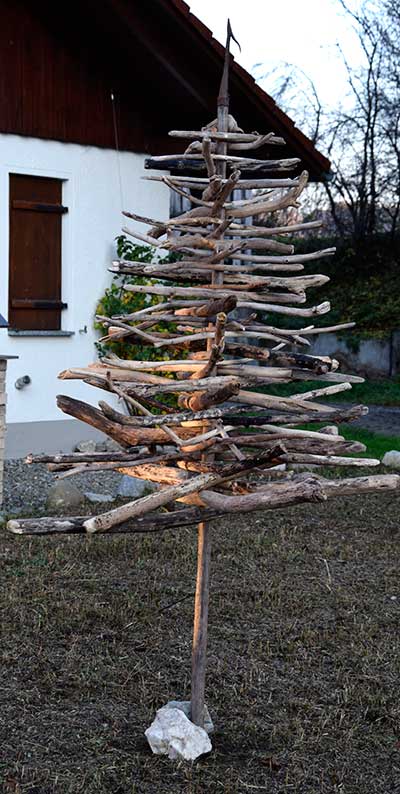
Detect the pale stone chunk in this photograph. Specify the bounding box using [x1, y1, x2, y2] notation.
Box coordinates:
[382, 450, 400, 469]
[145, 706, 212, 761]
[166, 700, 214, 734]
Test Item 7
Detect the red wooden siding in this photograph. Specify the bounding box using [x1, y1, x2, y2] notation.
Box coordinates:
[9, 174, 65, 331]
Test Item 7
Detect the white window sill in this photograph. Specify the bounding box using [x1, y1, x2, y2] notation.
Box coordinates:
[8, 330, 75, 337]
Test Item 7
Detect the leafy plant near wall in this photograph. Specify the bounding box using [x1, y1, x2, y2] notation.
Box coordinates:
[95, 236, 185, 362]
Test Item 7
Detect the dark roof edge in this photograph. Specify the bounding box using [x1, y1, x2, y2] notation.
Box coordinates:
[164, 0, 331, 178]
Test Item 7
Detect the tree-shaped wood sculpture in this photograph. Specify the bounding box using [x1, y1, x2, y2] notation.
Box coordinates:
[9, 23, 399, 744]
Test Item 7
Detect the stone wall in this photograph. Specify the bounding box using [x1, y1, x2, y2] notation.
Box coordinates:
[0, 359, 6, 505]
[309, 332, 400, 378]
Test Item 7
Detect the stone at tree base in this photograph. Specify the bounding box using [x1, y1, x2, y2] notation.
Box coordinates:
[166, 700, 214, 734]
[46, 482, 85, 512]
[74, 439, 97, 453]
[117, 475, 155, 498]
[145, 706, 212, 761]
[382, 450, 400, 469]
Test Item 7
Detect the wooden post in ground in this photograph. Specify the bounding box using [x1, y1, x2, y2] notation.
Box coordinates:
[190, 20, 233, 728]
[191, 521, 212, 725]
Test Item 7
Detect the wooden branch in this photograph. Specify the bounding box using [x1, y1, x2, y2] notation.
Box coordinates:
[26, 451, 141, 465]
[311, 474, 400, 496]
[225, 220, 323, 236]
[202, 135, 216, 178]
[211, 169, 241, 214]
[7, 508, 222, 536]
[228, 170, 308, 218]
[267, 351, 334, 373]
[225, 249, 335, 265]
[223, 404, 368, 426]
[143, 174, 303, 190]
[235, 390, 332, 413]
[200, 477, 326, 512]
[224, 342, 270, 361]
[8, 474, 399, 537]
[221, 364, 363, 386]
[99, 401, 251, 428]
[145, 154, 301, 171]
[168, 130, 285, 145]
[178, 295, 237, 317]
[290, 382, 352, 401]
[237, 300, 331, 318]
[56, 395, 198, 447]
[117, 464, 189, 485]
[281, 453, 379, 467]
[83, 447, 285, 533]
[178, 381, 240, 411]
[193, 312, 226, 379]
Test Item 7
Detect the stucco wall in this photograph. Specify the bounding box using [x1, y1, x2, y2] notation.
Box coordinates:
[309, 332, 400, 378]
[0, 133, 169, 454]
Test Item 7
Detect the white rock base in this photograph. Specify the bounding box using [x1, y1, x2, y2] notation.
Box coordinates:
[166, 700, 214, 734]
[145, 705, 212, 761]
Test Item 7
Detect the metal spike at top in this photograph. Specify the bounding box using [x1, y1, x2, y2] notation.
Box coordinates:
[218, 19, 241, 108]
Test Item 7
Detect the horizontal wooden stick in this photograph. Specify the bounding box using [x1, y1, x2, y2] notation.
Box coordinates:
[146, 153, 301, 169]
[290, 382, 352, 401]
[226, 249, 335, 265]
[98, 401, 223, 428]
[235, 390, 327, 413]
[9, 475, 399, 536]
[282, 453, 379, 466]
[55, 395, 200, 447]
[143, 174, 302, 190]
[168, 130, 285, 145]
[237, 300, 331, 317]
[221, 364, 363, 385]
[83, 447, 284, 533]
[200, 478, 326, 512]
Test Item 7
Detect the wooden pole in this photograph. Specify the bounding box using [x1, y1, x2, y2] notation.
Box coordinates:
[191, 521, 212, 726]
[190, 19, 234, 728]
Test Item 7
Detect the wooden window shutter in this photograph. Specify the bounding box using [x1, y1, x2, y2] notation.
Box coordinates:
[9, 174, 68, 331]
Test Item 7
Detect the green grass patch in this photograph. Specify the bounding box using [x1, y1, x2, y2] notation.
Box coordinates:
[339, 426, 400, 459]
[259, 378, 400, 407]
[298, 423, 400, 460]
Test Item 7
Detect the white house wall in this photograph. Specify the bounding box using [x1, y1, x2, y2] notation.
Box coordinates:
[0, 133, 169, 457]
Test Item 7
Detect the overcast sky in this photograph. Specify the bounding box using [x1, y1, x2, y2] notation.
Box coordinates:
[188, 0, 361, 108]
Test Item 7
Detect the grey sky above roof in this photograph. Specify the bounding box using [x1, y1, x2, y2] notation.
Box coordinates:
[188, 0, 362, 109]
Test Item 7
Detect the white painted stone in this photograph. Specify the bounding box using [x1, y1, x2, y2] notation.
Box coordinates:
[166, 700, 214, 734]
[145, 706, 212, 761]
[382, 450, 400, 469]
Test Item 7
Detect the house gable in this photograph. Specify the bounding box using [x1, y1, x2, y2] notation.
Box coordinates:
[0, 0, 330, 179]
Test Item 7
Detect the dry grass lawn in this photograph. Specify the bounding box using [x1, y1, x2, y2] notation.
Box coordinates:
[1, 491, 400, 793]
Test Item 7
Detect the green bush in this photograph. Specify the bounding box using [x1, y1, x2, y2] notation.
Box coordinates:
[95, 236, 185, 362]
[270, 235, 400, 343]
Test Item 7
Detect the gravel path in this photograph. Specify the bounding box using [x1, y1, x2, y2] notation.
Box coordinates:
[351, 404, 400, 436]
[2, 460, 122, 515]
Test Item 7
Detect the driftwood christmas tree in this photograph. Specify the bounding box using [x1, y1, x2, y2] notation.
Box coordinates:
[9, 23, 399, 750]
